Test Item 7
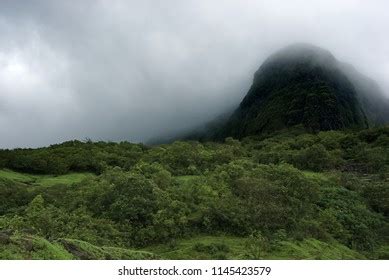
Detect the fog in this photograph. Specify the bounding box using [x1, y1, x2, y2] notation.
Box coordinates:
[0, 0, 388, 148]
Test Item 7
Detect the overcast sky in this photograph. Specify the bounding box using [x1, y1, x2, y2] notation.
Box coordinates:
[0, 0, 388, 148]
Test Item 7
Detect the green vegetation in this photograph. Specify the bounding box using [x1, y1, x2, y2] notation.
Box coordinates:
[0, 231, 155, 260]
[266, 238, 364, 260]
[0, 232, 73, 260]
[0, 169, 94, 186]
[146, 235, 247, 259]
[0, 126, 388, 259]
[58, 239, 157, 260]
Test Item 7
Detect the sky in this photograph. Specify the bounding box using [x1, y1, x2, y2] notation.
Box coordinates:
[0, 0, 388, 148]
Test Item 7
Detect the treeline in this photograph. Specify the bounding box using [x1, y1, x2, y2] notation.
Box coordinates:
[1, 126, 388, 176]
[0, 140, 147, 175]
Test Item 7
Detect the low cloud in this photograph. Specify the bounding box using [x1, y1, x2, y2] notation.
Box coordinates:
[1, 0, 388, 147]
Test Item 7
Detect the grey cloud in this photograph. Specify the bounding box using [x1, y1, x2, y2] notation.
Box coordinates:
[0, 0, 388, 148]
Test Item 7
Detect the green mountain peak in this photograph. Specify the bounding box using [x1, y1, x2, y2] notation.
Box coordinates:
[215, 44, 375, 139]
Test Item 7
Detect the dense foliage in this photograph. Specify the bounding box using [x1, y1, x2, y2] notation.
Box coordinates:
[0, 126, 388, 259]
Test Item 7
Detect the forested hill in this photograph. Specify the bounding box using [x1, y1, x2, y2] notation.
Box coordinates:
[210, 44, 389, 140]
[1, 126, 388, 259]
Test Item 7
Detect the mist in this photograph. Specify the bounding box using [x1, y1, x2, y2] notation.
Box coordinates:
[1, 0, 388, 148]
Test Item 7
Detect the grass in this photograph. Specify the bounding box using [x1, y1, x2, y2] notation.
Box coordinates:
[36, 173, 94, 187]
[0, 232, 157, 260]
[146, 235, 248, 259]
[0, 169, 94, 187]
[60, 239, 157, 260]
[0, 232, 365, 260]
[0, 233, 73, 260]
[146, 235, 365, 260]
[376, 245, 389, 259]
[0, 169, 35, 184]
[267, 238, 364, 260]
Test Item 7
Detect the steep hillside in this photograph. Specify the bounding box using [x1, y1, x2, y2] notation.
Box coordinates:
[215, 44, 373, 139]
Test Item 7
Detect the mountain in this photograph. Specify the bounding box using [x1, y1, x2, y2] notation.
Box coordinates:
[212, 43, 389, 140]
[339, 63, 389, 125]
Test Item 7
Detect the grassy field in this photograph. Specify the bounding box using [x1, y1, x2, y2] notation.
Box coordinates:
[0, 169, 94, 187]
[146, 235, 247, 259]
[145, 235, 364, 260]
[0, 232, 157, 260]
[0, 232, 368, 260]
[266, 239, 364, 259]
[0, 233, 74, 260]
